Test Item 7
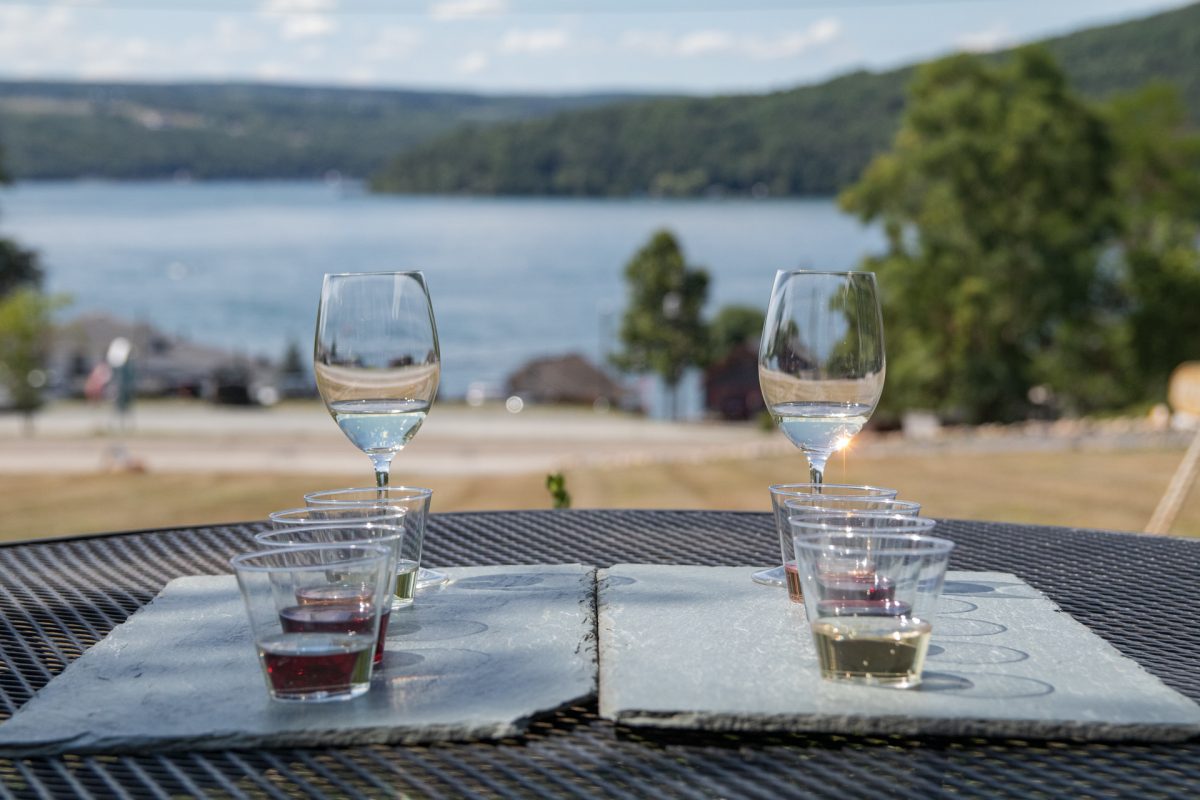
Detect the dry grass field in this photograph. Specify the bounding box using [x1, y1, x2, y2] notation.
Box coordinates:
[3, 445, 1198, 543]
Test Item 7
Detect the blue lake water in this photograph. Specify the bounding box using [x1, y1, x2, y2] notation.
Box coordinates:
[0, 181, 883, 399]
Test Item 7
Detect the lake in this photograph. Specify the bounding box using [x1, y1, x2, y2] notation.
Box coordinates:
[0, 181, 883, 403]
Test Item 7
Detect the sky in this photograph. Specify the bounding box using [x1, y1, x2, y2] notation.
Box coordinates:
[0, 0, 1191, 95]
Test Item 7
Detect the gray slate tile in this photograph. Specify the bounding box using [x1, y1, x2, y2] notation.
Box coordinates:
[597, 565, 1200, 741]
[0, 564, 596, 755]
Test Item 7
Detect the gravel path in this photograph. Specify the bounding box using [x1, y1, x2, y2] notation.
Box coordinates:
[0, 401, 1186, 476]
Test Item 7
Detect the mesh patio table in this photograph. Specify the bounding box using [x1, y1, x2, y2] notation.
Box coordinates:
[0, 509, 1198, 799]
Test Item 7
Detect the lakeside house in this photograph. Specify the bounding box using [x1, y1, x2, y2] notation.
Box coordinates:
[48, 312, 301, 404]
[506, 353, 629, 409]
[704, 343, 765, 421]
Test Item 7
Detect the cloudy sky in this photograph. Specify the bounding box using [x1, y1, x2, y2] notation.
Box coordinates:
[0, 0, 1189, 94]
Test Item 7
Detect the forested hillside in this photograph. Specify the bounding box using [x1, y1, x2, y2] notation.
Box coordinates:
[0, 83, 647, 179]
[373, 2, 1200, 196]
[1, 2, 1196, 189]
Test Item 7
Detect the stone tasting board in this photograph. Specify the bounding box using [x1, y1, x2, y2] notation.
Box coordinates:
[597, 565, 1200, 742]
[0, 565, 596, 756]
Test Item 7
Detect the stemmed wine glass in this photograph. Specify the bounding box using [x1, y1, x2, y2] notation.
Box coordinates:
[754, 270, 885, 586]
[314, 271, 445, 586]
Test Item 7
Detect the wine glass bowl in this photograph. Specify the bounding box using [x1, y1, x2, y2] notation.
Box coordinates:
[314, 271, 441, 486]
[754, 270, 886, 587]
[313, 271, 446, 587]
[758, 270, 884, 480]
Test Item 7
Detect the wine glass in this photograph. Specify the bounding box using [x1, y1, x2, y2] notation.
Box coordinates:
[754, 270, 885, 586]
[314, 271, 445, 586]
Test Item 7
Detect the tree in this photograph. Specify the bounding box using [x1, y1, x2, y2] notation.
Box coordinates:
[0, 146, 44, 296]
[0, 239, 43, 298]
[0, 288, 60, 434]
[840, 48, 1120, 423]
[0, 144, 52, 432]
[611, 230, 709, 418]
[708, 305, 765, 364]
[1104, 83, 1200, 399]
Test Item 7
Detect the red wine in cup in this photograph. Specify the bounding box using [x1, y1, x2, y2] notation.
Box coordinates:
[785, 566, 896, 608]
[258, 634, 373, 698]
[287, 585, 389, 664]
[280, 604, 389, 664]
[819, 573, 895, 602]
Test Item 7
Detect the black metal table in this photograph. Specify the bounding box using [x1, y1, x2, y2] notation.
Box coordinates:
[1, 510, 1198, 799]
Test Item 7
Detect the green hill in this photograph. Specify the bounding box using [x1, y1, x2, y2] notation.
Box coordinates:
[373, 2, 1200, 197]
[0, 83, 650, 180]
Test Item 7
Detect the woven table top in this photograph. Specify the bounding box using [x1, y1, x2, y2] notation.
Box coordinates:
[0, 509, 1198, 799]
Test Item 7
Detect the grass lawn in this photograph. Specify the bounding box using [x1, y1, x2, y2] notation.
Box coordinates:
[3, 446, 1198, 542]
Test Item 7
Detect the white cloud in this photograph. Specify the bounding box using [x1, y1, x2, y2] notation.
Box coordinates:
[457, 50, 489, 74]
[72, 34, 163, 79]
[343, 67, 379, 85]
[746, 18, 841, 60]
[956, 24, 1012, 53]
[430, 0, 507, 22]
[260, 0, 338, 41]
[255, 61, 290, 80]
[214, 17, 245, 49]
[119, 37, 152, 60]
[618, 30, 671, 56]
[282, 15, 337, 40]
[0, 5, 73, 45]
[261, 0, 337, 12]
[499, 28, 570, 54]
[364, 26, 423, 62]
[676, 30, 733, 57]
[299, 43, 327, 62]
[620, 18, 841, 61]
[0, 6, 152, 79]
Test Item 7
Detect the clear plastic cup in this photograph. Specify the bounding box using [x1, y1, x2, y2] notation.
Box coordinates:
[791, 517, 952, 689]
[305, 486, 439, 589]
[231, 543, 390, 702]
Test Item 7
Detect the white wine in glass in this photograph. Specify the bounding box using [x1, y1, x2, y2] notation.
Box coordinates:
[754, 270, 885, 586]
[314, 270, 445, 587]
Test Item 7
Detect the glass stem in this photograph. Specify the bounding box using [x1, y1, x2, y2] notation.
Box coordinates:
[807, 452, 830, 488]
[370, 455, 392, 488]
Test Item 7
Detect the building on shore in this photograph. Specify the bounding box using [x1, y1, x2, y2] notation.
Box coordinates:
[506, 353, 631, 409]
[48, 312, 312, 404]
[704, 343, 765, 421]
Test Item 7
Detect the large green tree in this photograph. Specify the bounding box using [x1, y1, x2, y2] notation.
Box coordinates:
[0, 144, 51, 430]
[0, 288, 60, 432]
[0, 146, 43, 293]
[1104, 83, 1200, 399]
[840, 48, 1120, 423]
[708, 305, 765, 364]
[611, 230, 710, 418]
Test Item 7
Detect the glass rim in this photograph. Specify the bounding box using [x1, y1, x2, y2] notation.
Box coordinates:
[791, 515, 936, 531]
[268, 507, 407, 525]
[305, 486, 434, 503]
[791, 529, 955, 557]
[322, 270, 426, 279]
[770, 482, 896, 496]
[774, 269, 876, 279]
[783, 498, 921, 512]
[229, 543, 391, 573]
[254, 525, 405, 546]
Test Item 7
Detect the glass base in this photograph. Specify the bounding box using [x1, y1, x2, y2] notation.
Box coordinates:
[752, 566, 786, 587]
[269, 683, 371, 703]
[416, 567, 449, 589]
[818, 671, 922, 689]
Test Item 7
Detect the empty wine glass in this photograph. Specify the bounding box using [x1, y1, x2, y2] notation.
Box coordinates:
[754, 270, 885, 586]
[314, 271, 445, 586]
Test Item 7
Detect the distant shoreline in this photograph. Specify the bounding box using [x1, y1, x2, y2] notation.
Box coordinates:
[0, 178, 840, 203]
